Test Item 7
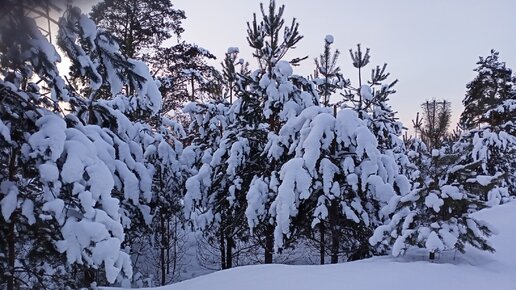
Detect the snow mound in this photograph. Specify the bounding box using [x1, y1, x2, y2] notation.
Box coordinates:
[105, 202, 516, 290]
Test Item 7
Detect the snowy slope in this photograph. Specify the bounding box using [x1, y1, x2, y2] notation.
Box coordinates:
[107, 202, 516, 290]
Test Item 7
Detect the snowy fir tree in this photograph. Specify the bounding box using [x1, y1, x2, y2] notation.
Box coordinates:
[185, 0, 319, 266]
[1, 3, 133, 288]
[454, 51, 516, 202]
[59, 6, 188, 286]
[460, 50, 515, 130]
[370, 142, 497, 260]
[0, 2, 186, 288]
[241, 0, 320, 264]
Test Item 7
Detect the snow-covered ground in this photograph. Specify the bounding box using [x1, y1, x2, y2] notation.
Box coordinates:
[106, 202, 516, 290]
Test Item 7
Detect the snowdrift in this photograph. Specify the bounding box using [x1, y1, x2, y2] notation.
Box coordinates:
[108, 202, 516, 290]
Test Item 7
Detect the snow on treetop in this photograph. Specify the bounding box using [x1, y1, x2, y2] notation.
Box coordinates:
[275, 60, 293, 78]
[360, 85, 373, 101]
[227, 47, 240, 54]
[325, 34, 334, 44]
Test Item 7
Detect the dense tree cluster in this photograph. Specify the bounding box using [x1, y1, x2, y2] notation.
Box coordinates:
[0, 0, 514, 289]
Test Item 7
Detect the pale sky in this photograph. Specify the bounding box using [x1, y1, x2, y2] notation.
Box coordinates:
[172, 0, 516, 133]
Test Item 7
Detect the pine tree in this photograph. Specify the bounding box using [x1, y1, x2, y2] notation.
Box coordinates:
[184, 0, 318, 266]
[460, 50, 515, 129]
[309, 35, 345, 264]
[0, 3, 161, 288]
[90, 0, 185, 60]
[59, 6, 187, 287]
[454, 51, 516, 200]
[157, 43, 223, 113]
[221, 47, 250, 104]
[270, 105, 404, 263]
[371, 143, 496, 260]
[313, 35, 345, 107]
[90, 0, 222, 114]
[326, 44, 410, 261]
[418, 99, 453, 150]
[242, 0, 319, 264]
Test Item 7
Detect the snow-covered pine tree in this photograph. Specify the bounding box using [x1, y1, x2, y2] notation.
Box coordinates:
[313, 35, 345, 107]
[185, 0, 318, 266]
[58, 7, 186, 286]
[460, 50, 515, 130]
[455, 51, 516, 200]
[268, 39, 410, 265]
[308, 36, 345, 264]
[271, 104, 405, 264]
[370, 142, 496, 260]
[0, 10, 77, 283]
[221, 47, 250, 104]
[143, 116, 186, 286]
[242, 0, 320, 264]
[0, 3, 149, 288]
[324, 44, 410, 260]
[183, 99, 252, 270]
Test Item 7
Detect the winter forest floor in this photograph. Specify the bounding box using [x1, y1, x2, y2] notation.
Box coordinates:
[105, 202, 516, 290]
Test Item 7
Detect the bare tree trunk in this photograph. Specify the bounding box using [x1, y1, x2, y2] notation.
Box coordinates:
[329, 200, 339, 264]
[7, 149, 17, 290]
[264, 224, 274, 264]
[190, 76, 195, 101]
[166, 218, 170, 275]
[319, 222, 325, 265]
[7, 219, 15, 290]
[226, 235, 233, 269]
[220, 227, 226, 269]
[172, 219, 178, 277]
[160, 210, 166, 286]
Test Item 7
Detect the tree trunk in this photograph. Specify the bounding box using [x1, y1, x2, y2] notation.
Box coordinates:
[7, 218, 15, 290]
[429, 251, 436, 260]
[330, 106, 339, 264]
[172, 219, 178, 277]
[6, 149, 17, 290]
[220, 227, 226, 269]
[190, 76, 195, 101]
[329, 200, 339, 264]
[166, 218, 170, 275]
[160, 211, 166, 286]
[319, 222, 325, 265]
[226, 235, 233, 269]
[264, 224, 274, 264]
